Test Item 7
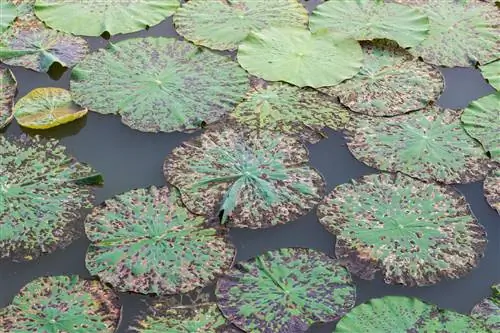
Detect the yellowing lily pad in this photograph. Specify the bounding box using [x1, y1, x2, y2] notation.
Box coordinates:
[480, 60, 500, 90]
[0, 67, 16, 129]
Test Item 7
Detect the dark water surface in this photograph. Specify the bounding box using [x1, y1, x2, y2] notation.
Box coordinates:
[1, 1, 499, 332]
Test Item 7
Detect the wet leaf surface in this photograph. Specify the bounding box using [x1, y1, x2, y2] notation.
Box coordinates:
[0, 67, 16, 129]
[480, 60, 500, 90]
[0, 1, 17, 33]
[484, 169, 500, 214]
[471, 283, 500, 331]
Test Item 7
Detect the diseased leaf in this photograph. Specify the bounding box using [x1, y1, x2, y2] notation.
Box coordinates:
[471, 283, 500, 332]
[484, 169, 500, 214]
[216, 248, 356, 333]
[317, 173, 487, 286]
[71, 37, 249, 133]
[480, 60, 500, 90]
[174, 0, 308, 51]
[0, 67, 16, 129]
[85, 186, 235, 295]
[237, 27, 363, 88]
[0, 275, 120, 332]
[0, 0, 17, 33]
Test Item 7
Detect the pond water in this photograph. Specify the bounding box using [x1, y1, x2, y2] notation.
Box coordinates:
[1, 1, 499, 332]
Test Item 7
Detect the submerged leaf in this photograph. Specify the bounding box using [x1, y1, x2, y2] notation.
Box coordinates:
[471, 283, 500, 331]
[480, 60, 500, 90]
[0, 67, 16, 129]
[484, 169, 500, 214]
[0, 0, 17, 33]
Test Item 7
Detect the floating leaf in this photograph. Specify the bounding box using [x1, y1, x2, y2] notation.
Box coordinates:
[317, 173, 486, 286]
[174, 0, 308, 51]
[231, 80, 350, 143]
[345, 105, 493, 184]
[480, 60, 500, 90]
[320, 41, 443, 116]
[0, 0, 17, 33]
[12, 0, 34, 18]
[34, 0, 180, 36]
[484, 169, 500, 214]
[164, 126, 325, 229]
[71, 37, 248, 133]
[237, 27, 363, 88]
[0, 275, 120, 332]
[216, 248, 356, 333]
[309, 0, 429, 48]
[0, 135, 102, 261]
[471, 283, 500, 331]
[0, 67, 16, 129]
[85, 186, 235, 295]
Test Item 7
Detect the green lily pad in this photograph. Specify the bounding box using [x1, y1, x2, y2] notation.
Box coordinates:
[0, 1, 17, 33]
[174, 0, 308, 51]
[336, 296, 490, 333]
[480, 60, 500, 90]
[0, 135, 102, 262]
[0, 67, 16, 129]
[237, 27, 363, 88]
[216, 248, 356, 333]
[12, 0, 34, 18]
[309, 0, 429, 48]
[320, 41, 443, 116]
[462, 92, 500, 162]
[471, 283, 500, 331]
[345, 105, 493, 184]
[164, 125, 325, 229]
[34, 0, 180, 36]
[0, 275, 120, 332]
[85, 186, 235, 295]
[317, 173, 487, 286]
[484, 169, 500, 214]
[230, 80, 350, 143]
[71, 37, 249, 133]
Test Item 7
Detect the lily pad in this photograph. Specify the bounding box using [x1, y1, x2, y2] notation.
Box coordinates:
[320, 41, 443, 116]
[0, 67, 16, 129]
[336, 296, 490, 333]
[0, 275, 120, 332]
[174, 0, 308, 51]
[14, 87, 87, 129]
[71, 37, 249, 133]
[237, 27, 363, 88]
[230, 80, 350, 143]
[471, 283, 500, 331]
[317, 173, 487, 286]
[462, 92, 500, 162]
[215, 248, 356, 333]
[34, 0, 180, 36]
[0, 135, 102, 261]
[85, 186, 235, 295]
[484, 169, 500, 214]
[345, 105, 493, 184]
[0, 1, 17, 33]
[480, 60, 500, 90]
[309, 0, 429, 48]
[164, 125, 325, 229]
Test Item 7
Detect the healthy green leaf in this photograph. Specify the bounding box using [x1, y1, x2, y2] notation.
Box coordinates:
[0, 0, 17, 33]
[484, 169, 500, 214]
[0, 67, 16, 129]
[471, 283, 500, 332]
[480, 60, 500, 90]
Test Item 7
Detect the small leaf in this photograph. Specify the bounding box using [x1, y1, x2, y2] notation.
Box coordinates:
[0, 67, 16, 129]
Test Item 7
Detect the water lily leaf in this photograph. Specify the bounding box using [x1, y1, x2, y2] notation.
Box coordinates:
[309, 0, 429, 48]
[0, 1, 17, 33]
[462, 92, 500, 162]
[164, 126, 325, 229]
[480, 60, 500, 90]
[317, 173, 487, 286]
[320, 41, 443, 116]
[0, 275, 120, 332]
[484, 169, 500, 214]
[0, 135, 102, 262]
[12, 0, 34, 18]
[14, 87, 87, 129]
[216, 248, 356, 333]
[0, 67, 16, 129]
[345, 105, 493, 184]
[237, 27, 363, 88]
[34, 0, 180, 36]
[71, 37, 248, 133]
[231, 80, 350, 143]
[174, 0, 308, 51]
[336, 296, 490, 333]
[85, 186, 235, 295]
[471, 283, 500, 331]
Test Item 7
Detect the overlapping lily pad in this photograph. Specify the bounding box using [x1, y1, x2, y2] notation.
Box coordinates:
[85, 186, 235, 295]
[71, 37, 249, 133]
[0, 135, 102, 261]
[0, 275, 120, 332]
[345, 105, 493, 184]
[0, 1, 17, 33]
[480, 60, 500, 90]
[0, 67, 16, 129]
[164, 126, 325, 228]
[471, 283, 500, 331]
[174, 0, 308, 51]
[309, 0, 429, 48]
[484, 170, 500, 214]
[216, 248, 356, 333]
[317, 173, 487, 286]
[237, 27, 363, 88]
[320, 41, 443, 116]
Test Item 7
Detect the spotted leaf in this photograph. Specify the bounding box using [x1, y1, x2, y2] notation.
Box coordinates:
[0, 67, 16, 129]
[484, 169, 500, 214]
[471, 283, 500, 332]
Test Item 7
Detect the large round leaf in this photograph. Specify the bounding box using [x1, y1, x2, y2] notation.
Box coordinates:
[71, 37, 249, 133]
[461, 92, 500, 162]
[216, 248, 356, 333]
[231, 80, 350, 143]
[317, 173, 487, 286]
[0, 1, 17, 33]
[164, 125, 325, 229]
[34, 0, 180, 36]
[345, 105, 493, 184]
[0, 135, 102, 262]
[480, 60, 500, 90]
[309, 0, 429, 48]
[0, 67, 16, 129]
[484, 169, 500, 214]
[85, 186, 235, 295]
[471, 283, 500, 331]
[320, 41, 443, 116]
[336, 296, 490, 333]
[174, 0, 308, 51]
[237, 27, 363, 88]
